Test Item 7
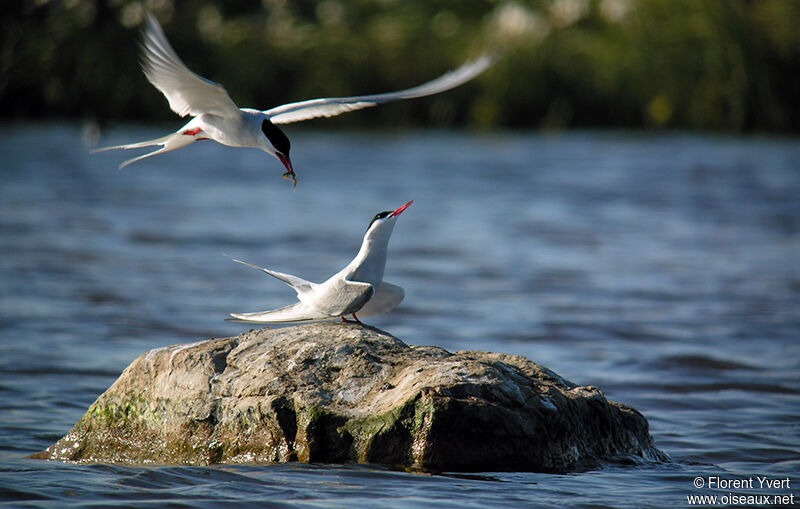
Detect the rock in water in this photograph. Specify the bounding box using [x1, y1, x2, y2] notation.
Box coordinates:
[35, 323, 668, 472]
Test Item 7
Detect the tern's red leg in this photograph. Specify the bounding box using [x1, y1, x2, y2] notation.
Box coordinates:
[182, 128, 203, 136]
[341, 314, 362, 324]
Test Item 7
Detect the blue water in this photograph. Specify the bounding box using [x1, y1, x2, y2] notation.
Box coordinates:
[1, 124, 798, 507]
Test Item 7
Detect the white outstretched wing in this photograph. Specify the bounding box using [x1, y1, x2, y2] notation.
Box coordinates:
[226, 281, 402, 324]
[357, 282, 405, 318]
[226, 280, 374, 324]
[264, 54, 497, 125]
[226, 302, 337, 324]
[141, 11, 240, 118]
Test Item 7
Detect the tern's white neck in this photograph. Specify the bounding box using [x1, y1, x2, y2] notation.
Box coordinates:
[346, 219, 397, 284]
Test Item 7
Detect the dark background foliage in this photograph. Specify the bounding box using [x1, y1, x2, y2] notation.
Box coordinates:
[3, 0, 799, 132]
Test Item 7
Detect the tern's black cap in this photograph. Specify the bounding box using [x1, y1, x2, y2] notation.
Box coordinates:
[367, 211, 393, 231]
[262, 119, 291, 155]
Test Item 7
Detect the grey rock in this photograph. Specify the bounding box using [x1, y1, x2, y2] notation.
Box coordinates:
[35, 323, 668, 472]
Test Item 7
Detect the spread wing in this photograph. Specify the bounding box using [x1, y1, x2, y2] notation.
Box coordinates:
[226, 280, 373, 324]
[356, 282, 405, 318]
[226, 302, 337, 324]
[264, 54, 496, 125]
[305, 280, 374, 317]
[141, 11, 240, 118]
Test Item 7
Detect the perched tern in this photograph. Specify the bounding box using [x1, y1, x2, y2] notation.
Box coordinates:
[93, 11, 495, 187]
[227, 201, 413, 324]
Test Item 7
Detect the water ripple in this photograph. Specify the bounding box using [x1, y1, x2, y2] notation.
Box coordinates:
[1, 126, 798, 507]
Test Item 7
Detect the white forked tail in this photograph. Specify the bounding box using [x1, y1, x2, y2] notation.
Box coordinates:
[91, 132, 197, 169]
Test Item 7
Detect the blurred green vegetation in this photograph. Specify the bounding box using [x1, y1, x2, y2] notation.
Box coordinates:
[2, 0, 799, 132]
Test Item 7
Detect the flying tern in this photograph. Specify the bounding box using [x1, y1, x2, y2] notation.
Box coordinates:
[94, 11, 495, 187]
[227, 201, 413, 324]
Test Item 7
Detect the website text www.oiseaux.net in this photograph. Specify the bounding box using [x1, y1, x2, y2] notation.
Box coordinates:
[688, 476, 795, 506]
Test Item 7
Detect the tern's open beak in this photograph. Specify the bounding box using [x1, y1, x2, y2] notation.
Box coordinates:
[277, 153, 297, 190]
[391, 200, 414, 217]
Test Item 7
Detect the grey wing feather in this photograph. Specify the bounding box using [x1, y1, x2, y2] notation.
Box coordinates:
[264, 54, 497, 124]
[226, 281, 400, 324]
[226, 302, 336, 324]
[230, 258, 314, 293]
[141, 11, 240, 118]
[307, 280, 374, 317]
[356, 282, 405, 318]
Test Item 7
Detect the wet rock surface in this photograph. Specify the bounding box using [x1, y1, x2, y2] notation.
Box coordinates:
[35, 323, 668, 472]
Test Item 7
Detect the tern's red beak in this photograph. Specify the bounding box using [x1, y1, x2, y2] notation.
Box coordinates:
[277, 153, 297, 189]
[391, 200, 414, 217]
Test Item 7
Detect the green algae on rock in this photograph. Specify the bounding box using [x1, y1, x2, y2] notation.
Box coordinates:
[34, 323, 668, 472]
